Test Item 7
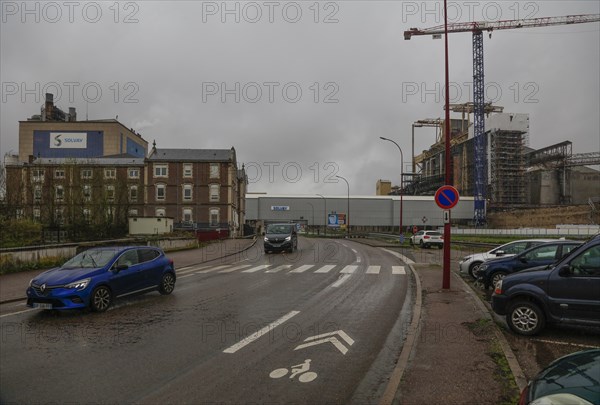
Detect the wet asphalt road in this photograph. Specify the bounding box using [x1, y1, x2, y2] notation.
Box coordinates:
[0, 237, 412, 404]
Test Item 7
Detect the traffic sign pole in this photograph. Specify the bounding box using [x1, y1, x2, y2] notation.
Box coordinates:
[435, 186, 459, 290]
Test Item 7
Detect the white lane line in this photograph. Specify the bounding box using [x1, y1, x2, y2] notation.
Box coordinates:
[178, 274, 196, 279]
[382, 249, 415, 265]
[289, 265, 314, 273]
[266, 264, 293, 273]
[392, 266, 406, 275]
[530, 338, 599, 349]
[340, 265, 358, 274]
[196, 265, 230, 274]
[242, 265, 271, 273]
[366, 265, 381, 274]
[0, 308, 37, 318]
[223, 310, 300, 354]
[219, 264, 252, 273]
[314, 265, 336, 273]
[331, 274, 352, 288]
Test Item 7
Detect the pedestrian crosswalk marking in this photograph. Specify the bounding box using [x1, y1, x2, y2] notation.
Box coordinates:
[196, 265, 230, 273]
[366, 265, 381, 274]
[242, 264, 271, 273]
[220, 264, 252, 273]
[392, 266, 406, 275]
[289, 265, 314, 273]
[341, 265, 358, 274]
[177, 265, 209, 275]
[314, 265, 336, 273]
[266, 264, 293, 273]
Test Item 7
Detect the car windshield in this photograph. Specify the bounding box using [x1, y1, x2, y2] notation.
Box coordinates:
[266, 224, 293, 234]
[62, 249, 119, 269]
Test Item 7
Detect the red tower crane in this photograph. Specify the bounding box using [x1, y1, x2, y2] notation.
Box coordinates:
[404, 14, 600, 225]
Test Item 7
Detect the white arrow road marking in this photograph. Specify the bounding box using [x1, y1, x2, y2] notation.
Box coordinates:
[289, 265, 314, 273]
[366, 265, 381, 274]
[294, 330, 354, 355]
[331, 274, 351, 288]
[223, 310, 300, 354]
[392, 266, 406, 275]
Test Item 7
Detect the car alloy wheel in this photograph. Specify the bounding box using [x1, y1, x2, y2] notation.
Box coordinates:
[468, 262, 482, 279]
[91, 286, 112, 312]
[507, 301, 545, 335]
[491, 271, 507, 287]
[159, 273, 176, 295]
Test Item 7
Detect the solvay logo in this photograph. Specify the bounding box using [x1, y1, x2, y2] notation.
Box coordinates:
[53, 134, 62, 147]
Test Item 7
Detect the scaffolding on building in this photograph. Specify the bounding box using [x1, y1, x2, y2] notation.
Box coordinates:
[489, 130, 527, 208]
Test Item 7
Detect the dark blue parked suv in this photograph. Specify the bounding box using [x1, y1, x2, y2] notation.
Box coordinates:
[477, 240, 582, 289]
[492, 235, 600, 335]
[27, 246, 176, 312]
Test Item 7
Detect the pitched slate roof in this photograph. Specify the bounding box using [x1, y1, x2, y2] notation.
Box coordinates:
[147, 148, 234, 162]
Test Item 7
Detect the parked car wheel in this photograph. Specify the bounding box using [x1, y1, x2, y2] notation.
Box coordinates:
[419, 240, 424, 248]
[468, 262, 482, 279]
[159, 273, 176, 295]
[491, 271, 508, 288]
[507, 300, 545, 335]
[91, 286, 112, 312]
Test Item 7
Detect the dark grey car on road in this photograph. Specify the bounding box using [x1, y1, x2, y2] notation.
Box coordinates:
[263, 223, 298, 253]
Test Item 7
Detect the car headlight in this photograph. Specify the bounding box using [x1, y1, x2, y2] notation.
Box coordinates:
[264, 237, 269, 242]
[65, 278, 91, 290]
[29, 278, 34, 287]
[285, 236, 291, 241]
[478, 264, 488, 272]
[463, 256, 472, 261]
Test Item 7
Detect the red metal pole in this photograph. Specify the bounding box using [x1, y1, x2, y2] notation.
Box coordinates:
[443, 0, 452, 289]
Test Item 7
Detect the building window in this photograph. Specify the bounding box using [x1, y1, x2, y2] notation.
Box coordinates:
[129, 185, 138, 202]
[81, 169, 93, 179]
[104, 168, 116, 179]
[128, 168, 140, 179]
[31, 169, 44, 182]
[55, 185, 64, 202]
[55, 208, 64, 225]
[156, 184, 166, 201]
[183, 184, 193, 201]
[54, 169, 65, 179]
[182, 208, 193, 223]
[209, 208, 219, 227]
[106, 185, 115, 202]
[155, 208, 166, 217]
[83, 184, 92, 202]
[209, 184, 220, 202]
[183, 163, 193, 178]
[83, 208, 91, 223]
[210, 163, 220, 179]
[34, 185, 42, 202]
[129, 208, 138, 217]
[33, 208, 41, 221]
[154, 164, 168, 178]
[16, 209, 24, 220]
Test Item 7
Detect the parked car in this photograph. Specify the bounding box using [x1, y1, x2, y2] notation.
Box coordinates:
[478, 240, 582, 289]
[492, 235, 600, 335]
[27, 246, 176, 312]
[518, 349, 600, 405]
[459, 239, 555, 279]
[409, 230, 443, 249]
[264, 223, 298, 253]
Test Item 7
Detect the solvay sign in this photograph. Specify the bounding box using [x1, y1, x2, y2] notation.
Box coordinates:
[50, 133, 87, 149]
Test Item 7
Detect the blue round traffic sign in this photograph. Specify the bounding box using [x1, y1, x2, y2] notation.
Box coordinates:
[435, 185, 460, 210]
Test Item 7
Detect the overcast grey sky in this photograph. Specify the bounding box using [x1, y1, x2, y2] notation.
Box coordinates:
[1, 1, 599, 196]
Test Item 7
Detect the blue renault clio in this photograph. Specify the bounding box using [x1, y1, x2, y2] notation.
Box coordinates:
[26, 246, 176, 312]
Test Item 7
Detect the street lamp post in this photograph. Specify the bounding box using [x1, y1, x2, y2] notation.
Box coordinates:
[316, 194, 326, 237]
[306, 202, 314, 234]
[335, 175, 350, 238]
[380, 137, 404, 240]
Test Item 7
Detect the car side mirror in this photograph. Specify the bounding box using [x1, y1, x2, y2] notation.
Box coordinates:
[558, 265, 572, 277]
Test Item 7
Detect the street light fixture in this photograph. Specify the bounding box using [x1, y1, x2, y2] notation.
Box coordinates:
[316, 193, 326, 237]
[380, 136, 404, 240]
[335, 175, 350, 238]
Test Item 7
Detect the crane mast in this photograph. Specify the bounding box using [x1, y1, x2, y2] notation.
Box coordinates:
[404, 14, 600, 225]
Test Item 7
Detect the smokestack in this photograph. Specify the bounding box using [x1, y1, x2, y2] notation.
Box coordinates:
[43, 93, 54, 121]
